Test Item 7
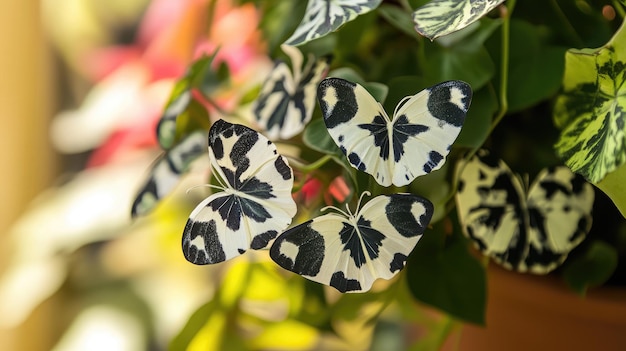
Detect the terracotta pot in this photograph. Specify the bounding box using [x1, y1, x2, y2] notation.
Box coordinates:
[450, 265, 626, 351]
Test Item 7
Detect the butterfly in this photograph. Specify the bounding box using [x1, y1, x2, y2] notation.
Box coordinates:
[131, 131, 206, 218]
[284, 0, 382, 46]
[182, 119, 297, 264]
[270, 192, 434, 293]
[253, 45, 330, 140]
[317, 77, 472, 187]
[455, 149, 595, 274]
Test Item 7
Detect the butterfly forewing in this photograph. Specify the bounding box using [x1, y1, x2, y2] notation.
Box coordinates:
[523, 167, 594, 273]
[318, 78, 471, 187]
[183, 120, 297, 265]
[270, 194, 434, 293]
[132, 131, 206, 217]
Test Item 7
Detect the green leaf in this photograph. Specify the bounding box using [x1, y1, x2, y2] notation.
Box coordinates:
[563, 241, 619, 295]
[285, 0, 382, 46]
[554, 20, 626, 183]
[422, 18, 498, 89]
[327, 69, 388, 102]
[412, 0, 504, 41]
[455, 87, 498, 148]
[596, 161, 626, 218]
[406, 217, 486, 324]
[302, 118, 343, 156]
[378, 4, 421, 39]
[169, 300, 219, 351]
[506, 20, 567, 112]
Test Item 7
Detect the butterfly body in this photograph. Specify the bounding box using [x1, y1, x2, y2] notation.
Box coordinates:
[183, 120, 297, 265]
[318, 78, 471, 187]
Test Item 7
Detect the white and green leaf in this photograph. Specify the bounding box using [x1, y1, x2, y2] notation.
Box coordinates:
[284, 0, 382, 46]
[412, 0, 504, 41]
[553, 20, 626, 183]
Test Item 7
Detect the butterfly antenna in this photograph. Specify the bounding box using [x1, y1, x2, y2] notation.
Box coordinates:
[320, 204, 350, 218]
[185, 183, 223, 195]
[354, 191, 371, 214]
[394, 96, 412, 117]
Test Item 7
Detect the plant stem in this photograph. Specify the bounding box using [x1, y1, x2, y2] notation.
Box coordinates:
[444, 1, 516, 205]
[550, 0, 584, 47]
[614, 0, 626, 18]
[289, 154, 333, 173]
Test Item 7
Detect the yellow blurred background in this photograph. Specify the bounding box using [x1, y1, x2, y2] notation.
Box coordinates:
[0, 1, 57, 349]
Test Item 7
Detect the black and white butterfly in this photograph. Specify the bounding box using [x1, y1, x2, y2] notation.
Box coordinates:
[131, 131, 205, 217]
[270, 192, 434, 293]
[455, 149, 595, 274]
[318, 78, 472, 187]
[284, 0, 382, 46]
[182, 119, 297, 265]
[253, 45, 330, 140]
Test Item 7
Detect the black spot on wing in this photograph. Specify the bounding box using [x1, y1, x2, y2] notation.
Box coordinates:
[339, 218, 386, 268]
[348, 152, 367, 171]
[423, 150, 443, 173]
[274, 157, 292, 180]
[211, 134, 224, 160]
[318, 78, 359, 129]
[230, 130, 258, 173]
[330, 271, 362, 293]
[392, 115, 429, 162]
[426, 81, 471, 127]
[208, 193, 272, 232]
[389, 253, 408, 273]
[182, 219, 226, 264]
[250, 230, 278, 250]
[209, 195, 242, 231]
[270, 221, 325, 276]
[386, 194, 434, 238]
[253, 63, 290, 130]
[359, 114, 390, 160]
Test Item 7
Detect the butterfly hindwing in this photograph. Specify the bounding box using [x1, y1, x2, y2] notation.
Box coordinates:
[270, 193, 434, 292]
[183, 120, 297, 264]
[318, 78, 471, 187]
[455, 150, 594, 273]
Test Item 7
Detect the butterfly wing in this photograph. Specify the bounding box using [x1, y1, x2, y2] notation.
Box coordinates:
[270, 194, 433, 293]
[183, 120, 297, 264]
[254, 47, 329, 140]
[455, 150, 530, 271]
[132, 131, 206, 217]
[318, 78, 398, 186]
[285, 0, 382, 46]
[391, 80, 471, 186]
[523, 167, 594, 273]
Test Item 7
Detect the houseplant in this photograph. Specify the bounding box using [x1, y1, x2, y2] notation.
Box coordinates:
[4, 0, 625, 350]
[124, 0, 626, 349]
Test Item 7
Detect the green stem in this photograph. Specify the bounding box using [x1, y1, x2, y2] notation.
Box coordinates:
[444, 1, 515, 205]
[550, 0, 584, 47]
[289, 154, 333, 173]
[614, 0, 626, 18]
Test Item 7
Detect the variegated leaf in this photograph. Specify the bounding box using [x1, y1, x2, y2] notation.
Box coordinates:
[553, 20, 626, 183]
[284, 0, 382, 46]
[412, 0, 504, 41]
